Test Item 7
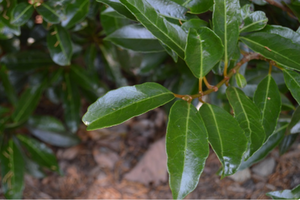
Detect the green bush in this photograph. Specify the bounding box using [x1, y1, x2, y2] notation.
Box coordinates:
[0, 0, 300, 199]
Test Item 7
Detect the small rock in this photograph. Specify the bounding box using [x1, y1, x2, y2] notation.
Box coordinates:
[229, 168, 251, 182]
[252, 157, 276, 177]
[93, 147, 119, 169]
[57, 145, 82, 160]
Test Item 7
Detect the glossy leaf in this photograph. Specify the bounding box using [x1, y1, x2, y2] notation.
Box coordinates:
[283, 69, 300, 105]
[10, 3, 34, 26]
[185, 27, 224, 78]
[181, 18, 208, 32]
[47, 26, 73, 66]
[240, 11, 268, 33]
[226, 86, 265, 159]
[0, 16, 20, 39]
[0, 65, 17, 105]
[266, 184, 300, 199]
[62, 73, 81, 133]
[61, 0, 90, 29]
[28, 116, 81, 147]
[0, 139, 25, 199]
[171, 0, 214, 14]
[200, 103, 248, 177]
[238, 122, 287, 170]
[120, 0, 187, 58]
[160, 42, 179, 62]
[166, 100, 209, 199]
[36, 2, 61, 24]
[17, 135, 59, 172]
[286, 106, 300, 134]
[105, 24, 165, 52]
[82, 82, 175, 130]
[279, 133, 298, 155]
[235, 73, 247, 88]
[240, 26, 300, 72]
[96, 0, 136, 20]
[254, 75, 281, 140]
[213, 0, 241, 65]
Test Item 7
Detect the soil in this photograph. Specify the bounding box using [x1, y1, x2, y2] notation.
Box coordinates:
[2, 108, 300, 199]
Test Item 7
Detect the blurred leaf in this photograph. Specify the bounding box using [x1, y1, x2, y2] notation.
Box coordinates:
[235, 73, 247, 88]
[166, 100, 209, 199]
[286, 106, 300, 134]
[47, 26, 73, 66]
[283, 69, 300, 105]
[160, 41, 178, 62]
[84, 44, 97, 71]
[281, 93, 295, 111]
[36, 2, 61, 24]
[17, 135, 59, 172]
[97, 0, 136, 20]
[266, 184, 300, 199]
[279, 133, 299, 155]
[0, 65, 17, 105]
[10, 3, 34, 26]
[0, 106, 10, 116]
[200, 103, 248, 177]
[139, 52, 167, 74]
[181, 18, 208, 32]
[61, 0, 90, 29]
[170, 0, 214, 14]
[0, 139, 25, 199]
[0, 16, 20, 39]
[24, 157, 45, 179]
[185, 27, 224, 78]
[82, 82, 175, 130]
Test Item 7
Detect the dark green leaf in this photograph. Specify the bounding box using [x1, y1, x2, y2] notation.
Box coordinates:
[0, 139, 25, 199]
[36, 2, 61, 24]
[181, 18, 208, 32]
[286, 106, 300, 134]
[0, 16, 20, 39]
[28, 115, 81, 147]
[24, 158, 45, 179]
[213, 0, 241, 66]
[17, 135, 59, 172]
[166, 100, 209, 199]
[200, 103, 248, 177]
[10, 3, 34, 26]
[281, 93, 295, 111]
[240, 11, 267, 33]
[0, 106, 10, 116]
[61, 0, 90, 29]
[96, 0, 136, 20]
[171, 0, 214, 14]
[47, 26, 73, 66]
[62, 73, 81, 133]
[266, 183, 300, 199]
[82, 82, 175, 130]
[84, 44, 97, 71]
[0, 65, 17, 105]
[254, 75, 281, 140]
[105, 24, 165, 52]
[235, 73, 247, 88]
[226, 86, 265, 159]
[185, 27, 224, 78]
[120, 0, 187, 59]
[139, 52, 167, 74]
[160, 41, 179, 62]
[283, 69, 300, 105]
[279, 133, 298, 155]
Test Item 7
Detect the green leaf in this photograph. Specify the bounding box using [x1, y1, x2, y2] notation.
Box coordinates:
[0, 16, 20, 39]
[171, 0, 214, 14]
[47, 26, 73, 66]
[213, 0, 241, 66]
[105, 24, 165, 52]
[281, 93, 295, 111]
[226, 86, 265, 159]
[10, 3, 34, 26]
[240, 11, 268, 33]
[120, 0, 187, 59]
[166, 100, 209, 199]
[12, 79, 47, 123]
[36, 2, 61, 24]
[238, 122, 287, 170]
[82, 82, 175, 130]
[266, 184, 300, 199]
[160, 41, 179, 62]
[283, 69, 300, 105]
[0, 106, 10, 116]
[96, 0, 136, 20]
[235, 72, 247, 88]
[185, 27, 224, 79]
[254, 75, 281, 140]
[28, 115, 81, 147]
[0, 139, 25, 199]
[199, 103, 248, 177]
[240, 26, 300, 72]
[62, 73, 81, 133]
[17, 135, 59, 172]
[61, 0, 90, 29]
[181, 18, 208, 32]
[0, 65, 17, 105]
[286, 106, 300, 134]
[0, 51, 54, 71]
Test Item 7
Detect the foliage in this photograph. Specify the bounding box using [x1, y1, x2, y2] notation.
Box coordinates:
[0, 0, 300, 199]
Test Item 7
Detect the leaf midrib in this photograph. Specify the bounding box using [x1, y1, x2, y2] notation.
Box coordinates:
[55, 26, 69, 64]
[261, 75, 271, 121]
[285, 70, 300, 89]
[198, 32, 204, 78]
[240, 19, 267, 32]
[11, 4, 32, 24]
[42, 3, 61, 19]
[14, 89, 37, 122]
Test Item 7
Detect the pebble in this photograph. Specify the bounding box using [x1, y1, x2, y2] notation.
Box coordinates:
[229, 168, 251, 182]
[252, 157, 276, 177]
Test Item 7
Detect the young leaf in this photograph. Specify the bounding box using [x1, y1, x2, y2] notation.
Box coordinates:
[185, 27, 224, 79]
[226, 86, 265, 159]
[47, 26, 73, 66]
[213, 0, 241, 66]
[266, 184, 300, 199]
[120, 0, 187, 58]
[82, 82, 175, 130]
[0, 139, 25, 199]
[10, 3, 34, 26]
[283, 69, 300, 105]
[105, 24, 165, 52]
[166, 100, 209, 199]
[61, 0, 90, 29]
[235, 72, 247, 88]
[170, 0, 214, 14]
[0, 65, 17, 105]
[199, 103, 248, 177]
[240, 11, 268, 33]
[17, 135, 59, 172]
[36, 2, 61, 24]
[254, 75, 281, 140]
[96, 0, 136, 20]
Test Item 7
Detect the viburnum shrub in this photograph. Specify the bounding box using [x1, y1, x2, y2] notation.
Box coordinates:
[0, 0, 300, 199]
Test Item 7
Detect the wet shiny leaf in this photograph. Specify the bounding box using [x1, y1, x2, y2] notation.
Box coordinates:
[11, 3, 34, 26]
[240, 10, 268, 33]
[266, 183, 300, 199]
[96, 0, 136, 20]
